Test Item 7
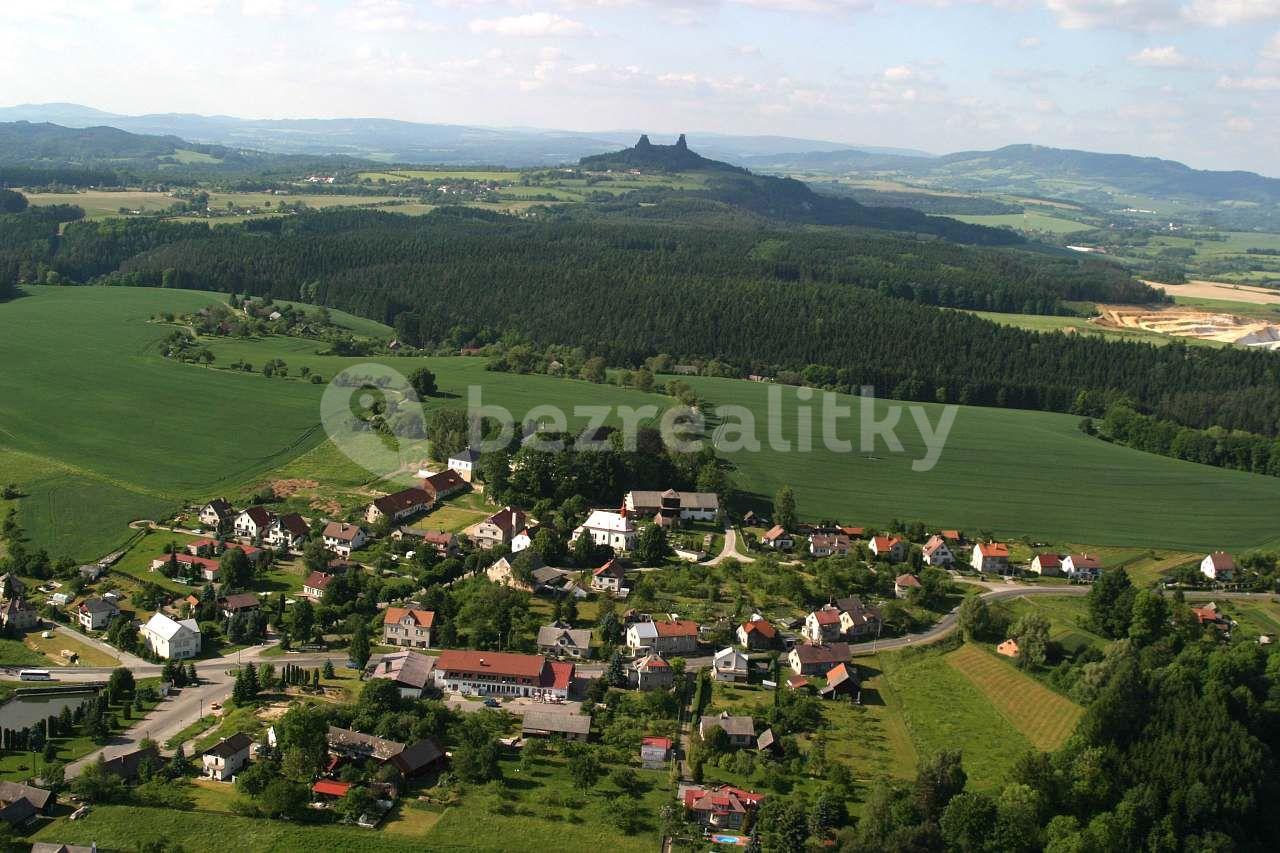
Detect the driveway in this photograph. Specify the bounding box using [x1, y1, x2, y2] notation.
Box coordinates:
[704, 523, 754, 566]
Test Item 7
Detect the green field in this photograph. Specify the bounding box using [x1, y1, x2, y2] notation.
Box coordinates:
[25, 190, 405, 220]
[7, 286, 1280, 559]
[949, 211, 1092, 234]
[945, 643, 1083, 751]
[963, 310, 1199, 346]
[878, 646, 1031, 790]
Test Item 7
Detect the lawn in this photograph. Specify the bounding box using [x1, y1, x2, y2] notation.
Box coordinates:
[944, 643, 1084, 752]
[878, 645, 1033, 790]
[949, 211, 1092, 234]
[991, 595, 1109, 656]
[0, 638, 48, 666]
[164, 714, 217, 749]
[24, 631, 119, 668]
[108, 529, 203, 594]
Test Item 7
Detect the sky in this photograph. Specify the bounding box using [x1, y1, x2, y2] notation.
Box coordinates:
[1, 0, 1278, 173]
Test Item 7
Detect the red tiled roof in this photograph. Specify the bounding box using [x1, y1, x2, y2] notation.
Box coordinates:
[373, 488, 432, 515]
[323, 522, 364, 542]
[240, 506, 274, 527]
[812, 608, 841, 626]
[977, 542, 1010, 558]
[740, 619, 776, 639]
[422, 469, 466, 495]
[922, 535, 948, 556]
[895, 574, 922, 588]
[653, 619, 699, 638]
[541, 660, 575, 691]
[482, 506, 527, 538]
[594, 559, 624, 578]
[1034, 553, 1061, 567]
[840, 526, 865, 537]
[642, 736, 673, 749]
[436, 649, 546, 679]
[312, 780, 351, 797]
[303, 571, 334, 591]
[1206, 551, 1236, 571]
[384, 607, 435, 628]
[871, 535, 901, 552]
[761, 525, 788, 541]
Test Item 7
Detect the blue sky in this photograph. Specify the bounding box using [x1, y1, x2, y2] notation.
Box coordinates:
[2, 0, 1278, 173]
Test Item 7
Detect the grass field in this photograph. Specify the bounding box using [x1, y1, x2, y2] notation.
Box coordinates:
[878, 646, 1032, 790]
[964, 309, 1218, 347]
[24, 631, 119, 667]
[25, 190, 405, 220]
[991, 595, 1109, 656]
[949, 211, 1092, 234]
[945, 643, 1084, 751]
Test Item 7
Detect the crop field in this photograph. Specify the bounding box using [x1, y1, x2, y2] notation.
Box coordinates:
[24, 190, 405, 220]
[358, 169, 519, 182]
[949, 211, 1092, 234]
[945, 643, 1084, 751]
[878, 646, 1031, 790]
[964, 310, 1199, 346]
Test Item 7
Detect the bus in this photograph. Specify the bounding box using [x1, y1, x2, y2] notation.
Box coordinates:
[18, 669, 52, 681]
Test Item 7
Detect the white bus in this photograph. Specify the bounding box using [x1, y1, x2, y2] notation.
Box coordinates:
[18, 669, 53, 681]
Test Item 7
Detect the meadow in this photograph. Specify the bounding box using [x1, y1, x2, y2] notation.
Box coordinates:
[949, 211, 1092, 234]
[25, 190, 405, 220]
[7, 286, 1280, 560]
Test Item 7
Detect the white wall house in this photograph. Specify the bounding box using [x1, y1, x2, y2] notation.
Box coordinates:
[1201, 552, 1236, 581]
[511, 528, 533, 554]
[447, 448, 481, 483]
[921, 535, 954, 567]
[322, 522, 367, 557]
[233, 506, 274, 541]
[572, 509, 637, 552]
[142, 613, 201, 660]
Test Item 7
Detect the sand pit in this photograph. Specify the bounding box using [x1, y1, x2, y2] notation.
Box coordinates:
[1097, 304, 1280, 349]
[1143, 279, 1280, 305]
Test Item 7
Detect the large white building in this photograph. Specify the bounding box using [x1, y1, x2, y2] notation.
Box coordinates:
[572, 509, 637, 552]
[141, 613, 201, 660]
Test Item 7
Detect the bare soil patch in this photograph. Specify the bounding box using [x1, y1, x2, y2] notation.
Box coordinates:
[1144, 279, 1280, 305]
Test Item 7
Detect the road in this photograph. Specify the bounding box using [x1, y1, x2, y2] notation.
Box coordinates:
[704, 522, 754, 566]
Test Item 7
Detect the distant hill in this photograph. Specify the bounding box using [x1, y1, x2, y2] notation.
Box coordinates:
[0, 102, 913, 167]
[580, 136, 1022, 245]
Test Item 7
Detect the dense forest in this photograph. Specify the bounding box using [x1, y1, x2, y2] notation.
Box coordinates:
[7, 203, 1280, 437]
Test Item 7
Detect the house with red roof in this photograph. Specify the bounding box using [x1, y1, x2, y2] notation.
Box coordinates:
[922, 535, 955, 567]
[382, 607, 435, 649]
[472, 506, 527, 550]
[233, 506, 274, 541]
[365, 488, 433, 526]
[1030, 553, 1062, 577]
[870, 535, 906, 563]
[625, 618, 700, 655]
[894, 573, 922, 599]
[1201, 552, 1236, 582]
[302, 571, 335, 600]
[433, 650, 574, 699]
[682, 784, 765, 830]
[736, 618, 776, 650]
[809, 533, 851, 557]
[760, 525, 793, 551]
[641, 736, 672, 768]
[590, 559, 627, 595]
[803, 605, 844, 644]
[788, 642, 850, 676]
[819, 662, 860, 701]
[629, 654, 674, 691]
[971, 542, 1011, 573]
[1062, 553, 1102, 580]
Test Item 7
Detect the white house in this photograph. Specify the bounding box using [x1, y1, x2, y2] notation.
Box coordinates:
[921, 535, 954, 567]
[447, 448, 481, 483]
[894, 574, 922, 599]
[198, 499, 233, 530]
[626, 619, 700, 655]
[712, 647, 749, 683]
[591, 559, 627, 595]
[1062, 553, 1102, 580]
[572, 509, 637, 552]
[233, 506, 274, 541]
[511, 528, 534, 554]
[201, 733, 252, 781]
[141, 613, 201, 660]
[760, 526, 793, 551]
[322, 522, 367, 557]
[804, 606, 844, 644]
[77, 597, 119, 631]
[971, 542, 1010, 573]
[1030, 554, 1062, 577]
[870, 535, 906, 563]
[265, 513, 309, 552]
[1201, 552, 1236, 582]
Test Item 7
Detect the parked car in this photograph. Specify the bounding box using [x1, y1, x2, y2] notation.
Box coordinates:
[483, 698, 500, 708]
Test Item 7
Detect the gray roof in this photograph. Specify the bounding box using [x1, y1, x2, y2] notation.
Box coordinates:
[79, 597, 118, 614]
[0, 780, 52, 811]
[202, 732, 253, 759]
[537, 625, 592, 649]
[521, 710, 592, 736]
[700, 713, 754, 738]
[628, 490, 719, 510]
[364, 651, 436, 690]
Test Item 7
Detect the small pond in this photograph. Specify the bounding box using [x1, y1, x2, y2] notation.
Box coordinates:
[0, 689, 96, 730]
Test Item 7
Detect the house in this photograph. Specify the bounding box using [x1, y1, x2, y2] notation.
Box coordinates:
[809, 533, 850, 557]
[624, 489, 719, 525]
[447, 447, 481, 482]
[0, 598, 37, 632]
[894, 573, 922, 599]
[835, 595, 882, 638]
[997, 639, 1020, 658]
[804, 605, 844, 644]
[788, 642, 850, 676]
[77, 597, 119, 631]
[840, 526, 866, 539]
[712, 647, 749, 683]
[572, 508, 637, 552]
[682, 784, 765, 830]
[326, 727, 406, 765]
[0, 781, 54, 827]
[921, 535, 955, 567]
[1062, 553, 1103, 580]
[590, 559, 627, 595]
[626, 619, 700, 655]
[365, 488, 433, 526]
[433, 650, 574, 699]
[870, 535, 906, 563]
[100, 745, 162, 782]
[698, 712, 755, 748]
[1201, 552, 1236, 582]
[218, 593, 260, 619]
[266, 513, 309, 551]
[233, 506, 274, 541]
[302, 571, 335, 600]
[971, 542, 1011, 573]
[201, 733, 253, 781]
[419, 530, 457, 555]
[511, 528, 534, 554]
[363, 650, 437, 699]
[737, 618, 776, 650]
[786, 675, 811, 691]
[198, 498, 234, 530]
[140, 613, 201, 659]
[383, 606, 435, 649]
[322, 522, 367, 557]
[0, 573, 26, 601]
[472, 506, 527, 550]
[1191, 603, 1230, 631]
[941, 530, 965, 545]
[820, 663, 860, 701]
[388, 737, 446, 778]
[537, 623, 593, 659]
[630, 654, 674, 690]
[641, 736, 672, 768]
[150, 551, 219, 582]
[521, 710, 591, 742]
[416, 468, 468, 502]
[312, 779, 352, 800]
[1030, 553, 1062, 577]
[760, 526, 793, 551]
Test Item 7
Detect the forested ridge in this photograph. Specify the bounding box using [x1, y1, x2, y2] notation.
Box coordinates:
[5, 204, 1280, 438]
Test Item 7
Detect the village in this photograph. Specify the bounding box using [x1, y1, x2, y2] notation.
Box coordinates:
[0, 436, 1261, 852]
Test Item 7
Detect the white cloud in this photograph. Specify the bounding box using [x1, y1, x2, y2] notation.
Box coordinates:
[1128, 45, 1200, 68]
[1045, 0, 1180, 30]
[729, 0, 876, 12]
[338, 0, 444, 32]
[241, 0, 314, 16]
[1183, 0, 1280, 26]
[1263, 30, 1280, 59]
[469, 12, 587, 36]
[1019, 35, 1043, 47]
[1217, 73, 1280, 88]
[1225, 114, 1256, 131]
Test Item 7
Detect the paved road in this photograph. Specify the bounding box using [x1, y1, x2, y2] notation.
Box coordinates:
[704, 522, 754, 566]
